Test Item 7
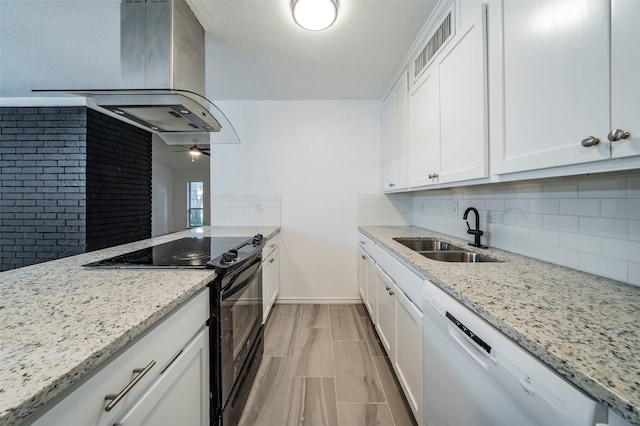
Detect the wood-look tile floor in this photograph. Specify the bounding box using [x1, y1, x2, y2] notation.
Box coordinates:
[239, 304, 417, 426]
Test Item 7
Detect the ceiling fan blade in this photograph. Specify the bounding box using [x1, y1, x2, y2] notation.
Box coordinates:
[202, 151, 210, 156]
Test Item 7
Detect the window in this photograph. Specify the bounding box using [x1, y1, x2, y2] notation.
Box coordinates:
[187, 181, 204, 227]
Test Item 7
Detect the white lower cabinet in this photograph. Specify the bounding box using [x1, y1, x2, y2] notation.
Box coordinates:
[262, 234, 280, 323]
[115, 327, 209, 426]
[31, 290, 209, 426]
[374, 263, 395, 356]
[357, 232, 424, 425]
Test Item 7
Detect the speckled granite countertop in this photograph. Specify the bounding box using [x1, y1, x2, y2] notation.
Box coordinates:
[359, 226, 640, 425]
[0, 226, 280, 426]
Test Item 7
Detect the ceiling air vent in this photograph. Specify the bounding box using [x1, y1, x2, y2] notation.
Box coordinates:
[414, 12, 452, 78]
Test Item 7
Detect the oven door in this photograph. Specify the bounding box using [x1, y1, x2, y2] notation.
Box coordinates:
[219, 255, 263, 408]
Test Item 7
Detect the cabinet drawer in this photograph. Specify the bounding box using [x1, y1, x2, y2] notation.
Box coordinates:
[371, 245, 424, 312]
[358, 232, 376, 255]
[31, 289, 209, 426]
[263, 233, 281, 258]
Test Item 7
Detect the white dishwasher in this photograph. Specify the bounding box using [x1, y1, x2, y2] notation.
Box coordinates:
[422, 280, 606, 426]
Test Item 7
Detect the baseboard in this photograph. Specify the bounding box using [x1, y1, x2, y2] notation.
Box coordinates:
[276, 297, 362, 304]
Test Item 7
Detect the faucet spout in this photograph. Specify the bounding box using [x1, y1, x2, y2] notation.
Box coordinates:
[463, 207, 485, 248]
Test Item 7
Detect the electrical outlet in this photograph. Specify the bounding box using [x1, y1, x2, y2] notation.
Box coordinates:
[256, 202, 263, 214]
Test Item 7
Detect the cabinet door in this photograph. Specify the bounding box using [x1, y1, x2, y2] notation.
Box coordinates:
[374, 264, 395, 359]
[393, 284, 423, 424]
[489, 0, 610, 173]
[365, 255, 377, 323]
[262, 248, 279, 323]
[116, 327, 209, 426]
[358, 247, 368, 301]
[611, 0, 640, 159]
[382, 72, 409, 191]
[409, 65, 441, 187]
[439, 2, 487, 183]
[382, 91, 396, 190]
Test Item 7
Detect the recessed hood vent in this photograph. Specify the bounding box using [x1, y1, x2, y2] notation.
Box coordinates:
[34, 0, 239, 145]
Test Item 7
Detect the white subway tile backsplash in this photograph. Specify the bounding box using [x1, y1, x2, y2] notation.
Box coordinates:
[559, 199, 601, 217]
[602, 199, 640, 220]
[559, 232, 602, 255]
[542, 179, 578, 198]
[407, 170, 638, 285]
[579, 253, 628, 282]
[515, 212, 544, 228]
[602, 238, 640, 263]
[630, 221, 640, 242]
[579, 217, 628, 239]
[529, 229, 561, 246]
[579, 176, 628, 199]
[629, 263, 640, 286]
[630, 176, 640, 198]
[542, 246, 579, 269]
[529, 199, 560, 214]
[212, 194, 281, 226]
[543, 214, 579, 233]
[515, 182, 543, 199]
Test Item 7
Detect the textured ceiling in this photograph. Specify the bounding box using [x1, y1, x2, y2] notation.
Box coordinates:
[187, 0, 437, 100]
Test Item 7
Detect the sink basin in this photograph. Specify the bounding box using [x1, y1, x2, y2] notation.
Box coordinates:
[420, 251, 500, 263]
[393, 238, 463, 252]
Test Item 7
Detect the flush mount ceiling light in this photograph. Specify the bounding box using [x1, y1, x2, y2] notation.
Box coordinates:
[292, 0, 338, 31]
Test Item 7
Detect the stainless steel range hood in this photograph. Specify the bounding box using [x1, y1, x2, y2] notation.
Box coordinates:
[34, 0, 239, 145]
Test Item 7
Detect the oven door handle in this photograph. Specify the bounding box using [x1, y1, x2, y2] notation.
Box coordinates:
[220, 256, 262, 299]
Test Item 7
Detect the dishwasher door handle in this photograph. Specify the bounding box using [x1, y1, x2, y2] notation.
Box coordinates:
[445, 312, 492, 370]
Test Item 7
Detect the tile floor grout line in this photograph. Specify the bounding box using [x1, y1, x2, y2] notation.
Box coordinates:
[328, 304, 341, 426]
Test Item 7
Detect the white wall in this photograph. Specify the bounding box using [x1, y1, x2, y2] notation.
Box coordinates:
[210, 101, 381, 302]
[411, 170, 640, 286]
[151, 161, 174, 237]
[0, 1, 120, 97]
[172, 169, 211, 232]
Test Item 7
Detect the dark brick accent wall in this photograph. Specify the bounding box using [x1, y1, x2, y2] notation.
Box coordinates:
[0, 107, 88, 271]
[0, 107, 152, 271]
[86, 109, 152, 251]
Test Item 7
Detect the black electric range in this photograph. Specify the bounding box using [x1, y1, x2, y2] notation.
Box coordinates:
[82, 236, 250, 268]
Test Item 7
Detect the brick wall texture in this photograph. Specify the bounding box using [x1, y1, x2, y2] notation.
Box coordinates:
[0, 107, 152, 271]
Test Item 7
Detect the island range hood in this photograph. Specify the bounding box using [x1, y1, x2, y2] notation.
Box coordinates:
[34, 0, 239, 145]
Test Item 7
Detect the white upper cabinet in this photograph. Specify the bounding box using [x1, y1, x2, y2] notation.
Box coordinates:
[611, 0, 640, 159]
[382, 71, 409, 192]
[408, 0, 488, 188]
[489, 0, 639, 174]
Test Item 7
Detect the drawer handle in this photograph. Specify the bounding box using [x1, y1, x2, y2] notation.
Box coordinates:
[270, 244, 276, 248]
[104, 360, 156, 412]
[269, 258, 275, 263]
[580, 136, 600, 147]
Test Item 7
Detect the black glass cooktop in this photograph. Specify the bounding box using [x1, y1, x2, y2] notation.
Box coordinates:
[83, 236, 249, 268]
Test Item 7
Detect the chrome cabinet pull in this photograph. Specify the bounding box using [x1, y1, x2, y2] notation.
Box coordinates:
[385, 285, 390, 291]
[429, 173, 439, 179]
[388, 289, 395, 296]
[608, 129, 631, 142]
[361, 255, 366, 260]
[388, 183, 395, 187]
[269, 244, 276, 248]
[580, 136, 600, 147]
[359, 240, 366, 244]
[104, 360, 156, 412]
[269, 258, 275, 263]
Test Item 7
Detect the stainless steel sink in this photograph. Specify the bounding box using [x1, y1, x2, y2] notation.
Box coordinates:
[420, 251, 500, 263]
[393, 238, 463, 252]
[393, 237, 501, 263]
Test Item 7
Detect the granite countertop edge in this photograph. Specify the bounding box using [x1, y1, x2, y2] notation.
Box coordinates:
[359, 225, 639, 425]
[0, 226, 280, 426]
